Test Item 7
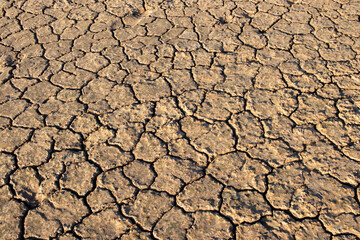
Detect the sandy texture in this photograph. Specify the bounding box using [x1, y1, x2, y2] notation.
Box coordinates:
[0, 0, 360, 239]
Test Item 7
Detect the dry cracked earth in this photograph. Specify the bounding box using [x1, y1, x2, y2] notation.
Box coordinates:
[0, 0, 360, 239]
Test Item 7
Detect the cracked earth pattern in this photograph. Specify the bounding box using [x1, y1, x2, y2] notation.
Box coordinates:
[0, 0, 360, 239]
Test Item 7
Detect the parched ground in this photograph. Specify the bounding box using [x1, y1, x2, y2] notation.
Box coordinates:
[0, 0, 360, 239]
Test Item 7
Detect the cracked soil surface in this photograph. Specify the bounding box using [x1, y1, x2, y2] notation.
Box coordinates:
[1, 0, 360, 239]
